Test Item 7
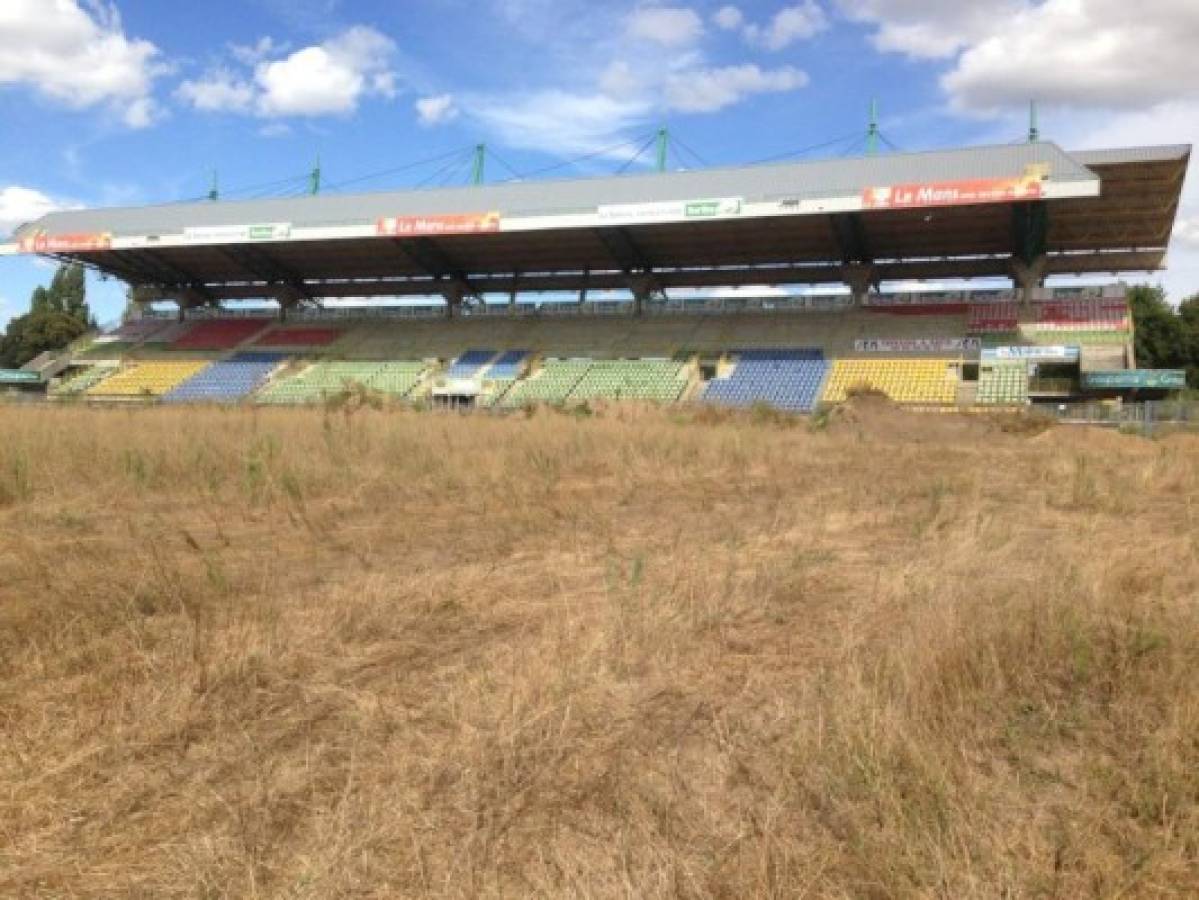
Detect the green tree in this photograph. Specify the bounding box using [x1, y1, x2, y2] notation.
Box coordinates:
[0, 263, 93, 368]
[1179, 295, 1199, 387]
[1128, 285, 1188, 369]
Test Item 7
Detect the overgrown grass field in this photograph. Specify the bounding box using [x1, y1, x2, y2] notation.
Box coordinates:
[1, 402, 1197, 897]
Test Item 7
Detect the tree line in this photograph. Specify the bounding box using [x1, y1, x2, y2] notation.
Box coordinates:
[0, 263, 93, 369]
[1127, 286, 1199, 388]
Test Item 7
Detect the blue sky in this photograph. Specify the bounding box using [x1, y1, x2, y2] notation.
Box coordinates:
[2, 0, 1198, 325]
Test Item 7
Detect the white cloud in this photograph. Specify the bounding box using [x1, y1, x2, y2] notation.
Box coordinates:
[837, 0, 1019, 59]
[664, 63, 808, 113]
[713, 5, 744, 30]
[743, 2, 828, 50]
[176, 67, 254, 113]
[415, 93, 459, 126]
[255, 46, 364, 116]
[598, 60, 640, 99]
[230, 36, 280, 66]
[460, 2, 809, 163]
[0, 186, 76, 236]
[257, 26, 396, 116]
[465, 89, 652, 156]
[840, 1, 1199, 112]
[176, 25, 399, 118]
[0, 0, 166, 127]
[626, 6, 704, 47]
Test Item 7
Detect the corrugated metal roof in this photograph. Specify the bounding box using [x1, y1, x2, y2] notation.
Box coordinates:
[1070, 144, 1190, 166]
[18, 141, 1100, 239]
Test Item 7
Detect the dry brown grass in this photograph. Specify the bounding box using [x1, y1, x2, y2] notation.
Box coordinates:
[1, 401, 1197, 898]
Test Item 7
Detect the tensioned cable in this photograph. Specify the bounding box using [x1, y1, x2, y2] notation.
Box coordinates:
[500, 132, 658, 182]
[323, 146, 473, 192]
[615, 134, 659, 175]
[671, 132, 710, 168]
[747, 131, 863, 166]
[414, 147, 477, 189]
[486, 147, 526, 181]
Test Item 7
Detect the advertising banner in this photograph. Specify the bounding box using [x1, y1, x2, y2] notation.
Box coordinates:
[862, 175, 1044, 210]
[1082, 370, 1186, 390]
[854, 337, 980, 352]
[376, 212, 501, 237]
[18, 231, 112, 253]
[596, 197, 742, 224]
[982, 345, 1080, 362]
[183, 223, 292, 243]
[0, 369, 41, 384]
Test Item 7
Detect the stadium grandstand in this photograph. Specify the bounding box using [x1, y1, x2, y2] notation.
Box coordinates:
[1, 139, 1190, 410]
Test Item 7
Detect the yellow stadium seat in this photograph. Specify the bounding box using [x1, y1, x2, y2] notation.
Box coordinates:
[822, 358, 958, 405]
[87, 360, 212, 397]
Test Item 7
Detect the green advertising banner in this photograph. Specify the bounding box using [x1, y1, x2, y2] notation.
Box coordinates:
[0, 369, 41, 385]
[1082, 370, 1186, 390]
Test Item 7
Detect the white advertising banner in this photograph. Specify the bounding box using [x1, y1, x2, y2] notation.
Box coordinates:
[596, 197, 742, 224]
[183, 222, 292, 243]
[855, 337, 980, 352]
[982, 345, 1080, 362]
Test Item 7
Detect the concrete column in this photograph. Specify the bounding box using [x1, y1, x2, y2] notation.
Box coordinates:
[444, 282, 464, 320]
[578, 268, 589, 310]
[841, 263, 876, 307]
[1010, 256, 1047, 307]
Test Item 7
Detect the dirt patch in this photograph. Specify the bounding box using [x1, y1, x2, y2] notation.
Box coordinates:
[819, 391, 1044, 443]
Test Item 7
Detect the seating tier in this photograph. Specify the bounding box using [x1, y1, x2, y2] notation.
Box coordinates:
[163, 353, 285, 403]
[87, 360, 212, 397]
[702, 350, 828, 413]
[567, 359, 687, 403]
[171, 320, 268, 350]
[823, 359, 958, 404]
[977, 362, 1029, 406]
[51, 365, 117, 396]
[257, 360, 427, 403]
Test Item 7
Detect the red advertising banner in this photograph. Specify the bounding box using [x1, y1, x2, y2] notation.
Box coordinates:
[18, 231, 112, 253]
[862, 176, 1044, 210]
[376, 212, 501, 237]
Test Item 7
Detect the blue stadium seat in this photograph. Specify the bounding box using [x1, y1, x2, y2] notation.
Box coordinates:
[445, 349, 498, 380]
[486, 350, 529, 379]
[162, 352, 286, 403]
[701, 349, 828, 413]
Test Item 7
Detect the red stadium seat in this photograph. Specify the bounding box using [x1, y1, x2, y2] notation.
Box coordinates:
[170, 319, 269, 350]
[252, 327, 342, 348]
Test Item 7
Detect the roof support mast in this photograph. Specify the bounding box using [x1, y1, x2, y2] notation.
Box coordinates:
[310, 156, 322, 195]
[1028, 100, 1039, 143]
[472, 144, 486, 185]
[866, 99, 879, 156]
[208, 170, 219, 202]
[656, 127, 669, 173]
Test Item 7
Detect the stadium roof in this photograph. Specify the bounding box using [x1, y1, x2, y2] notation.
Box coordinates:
[2, 140, 1189, 303]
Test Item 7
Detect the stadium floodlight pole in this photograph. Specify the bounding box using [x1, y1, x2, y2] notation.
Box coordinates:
[866, 99, 880, 156]
[310, 155, 322, 195]
[656, 127, 669, 172]
[1028, 100, 1040, 143]
[471, 144, 486, 185]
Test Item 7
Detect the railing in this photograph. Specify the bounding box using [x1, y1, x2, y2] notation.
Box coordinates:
[1041, 401, 1199, 427]
[128, 285, 1129, 325]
